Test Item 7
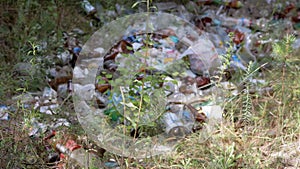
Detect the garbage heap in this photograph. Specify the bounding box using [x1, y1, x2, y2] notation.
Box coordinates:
[73, 0, 300, 161]
[73, 12, 232, 159]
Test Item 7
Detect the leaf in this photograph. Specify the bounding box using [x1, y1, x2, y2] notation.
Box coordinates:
[143, 95, 150, 103]
[103, 107, 121, 121]
[172, 72, 180, 76]
[120, 102, 138, 109]
[131, 1, 140, 8]
[132, 1, 146, 8]
[110, 110, 121, 121]
[126, 45, 133, 50]
[105, 74, 113, 79]
[164, 85, 170, 90]
[124, 115, 136, 127]
[171, 79, 178, 85]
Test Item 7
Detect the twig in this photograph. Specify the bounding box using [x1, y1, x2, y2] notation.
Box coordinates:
[119, 86, 127, 156]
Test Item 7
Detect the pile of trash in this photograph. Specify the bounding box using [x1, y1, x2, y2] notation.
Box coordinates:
[95, 29, 224, 138]
[73, 0, 300, 163]
[72, 11, 238, 159]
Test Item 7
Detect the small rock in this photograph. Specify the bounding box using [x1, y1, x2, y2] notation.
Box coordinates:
[168, 92, 187, 103]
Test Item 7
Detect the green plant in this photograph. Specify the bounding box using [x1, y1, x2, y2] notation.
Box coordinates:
[100, 52, 168, 137]
[171, 158, 193, 169]
[211, 142, 242, 169]
[239, 61, 264, 124]
[272, 34, 296, 122]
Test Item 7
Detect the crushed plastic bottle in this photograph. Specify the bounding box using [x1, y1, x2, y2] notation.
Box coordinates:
[82, 0, 96, 15]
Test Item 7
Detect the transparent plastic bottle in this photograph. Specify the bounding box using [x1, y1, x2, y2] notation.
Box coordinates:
[163, 112, 191, 137]
[219, 16, 252, 27]
[55, 142, 102, 168]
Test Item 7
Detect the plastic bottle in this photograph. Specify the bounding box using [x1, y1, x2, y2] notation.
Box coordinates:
[163, 112, 191, 137]
[43, 130, 103, 168]
[52, 139, 102, 168]
[218, 16, 252, 27]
